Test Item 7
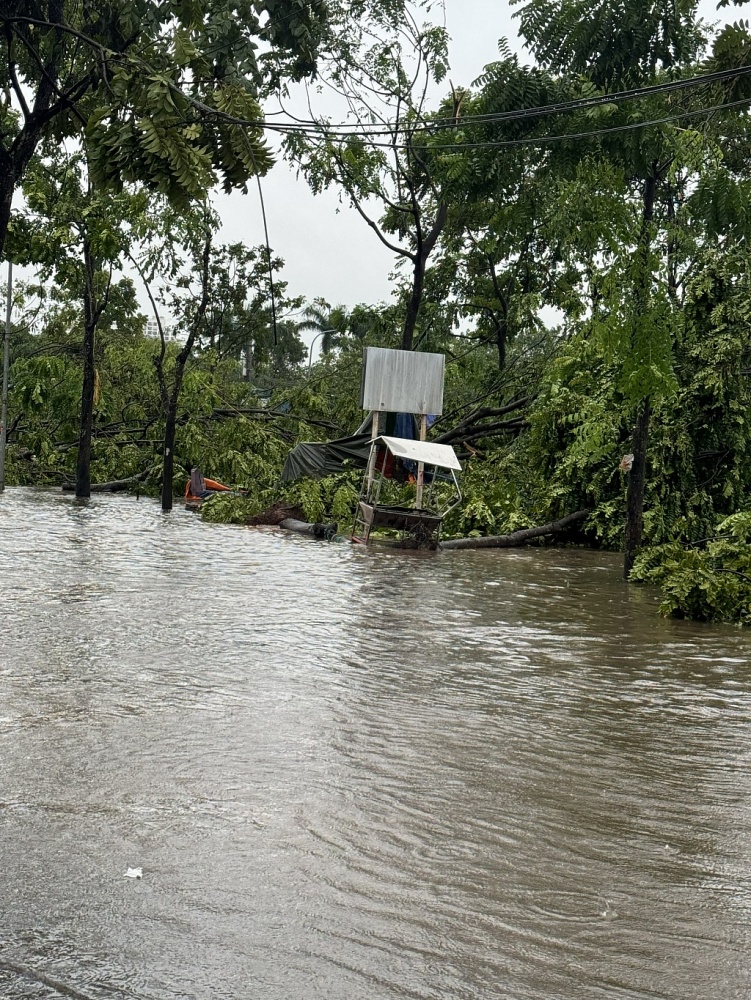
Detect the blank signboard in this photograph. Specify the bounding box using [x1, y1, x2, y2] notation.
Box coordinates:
[360, 347, 445, 415]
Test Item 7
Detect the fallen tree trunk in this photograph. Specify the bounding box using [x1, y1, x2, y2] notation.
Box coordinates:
[272, 510, 589, 549]
[452, 417, 528, 443]
[279, 517, 338, 540]
[440, 510, 589, 550]
[62, 467, 154, 493]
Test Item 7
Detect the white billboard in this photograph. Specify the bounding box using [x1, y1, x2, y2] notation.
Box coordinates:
[360, 347, 445, 415]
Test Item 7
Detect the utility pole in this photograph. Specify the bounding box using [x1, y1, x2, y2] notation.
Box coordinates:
[0, 261, 12, 493]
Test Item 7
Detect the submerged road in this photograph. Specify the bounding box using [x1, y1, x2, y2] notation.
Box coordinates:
[1, 488, 751, 999]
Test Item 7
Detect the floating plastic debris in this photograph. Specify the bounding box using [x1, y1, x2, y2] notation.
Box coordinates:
[124, 867, 143, 879]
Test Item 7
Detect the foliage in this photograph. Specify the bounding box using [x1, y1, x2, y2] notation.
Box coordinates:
[513, 0, 703, 90]
[0, 0, 331, 221]
[4, 324, 294, 490]
[201, 470, 361, 528]
[284, 2, 457, 350]
[631, 513, 751, 624]
[138, 203, 305, 373]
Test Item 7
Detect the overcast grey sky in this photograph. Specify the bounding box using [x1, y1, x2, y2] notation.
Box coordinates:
[213, 0, 738, 336]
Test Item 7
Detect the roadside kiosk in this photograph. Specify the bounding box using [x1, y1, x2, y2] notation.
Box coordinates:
[352, 348, 462, 546]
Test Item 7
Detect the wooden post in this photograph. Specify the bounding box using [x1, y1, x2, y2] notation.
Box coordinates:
[365, 410, 381, 496]
[415, 412, 427, 509]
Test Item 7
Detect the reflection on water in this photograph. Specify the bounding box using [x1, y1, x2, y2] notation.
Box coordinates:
[1, 487, 751, 999]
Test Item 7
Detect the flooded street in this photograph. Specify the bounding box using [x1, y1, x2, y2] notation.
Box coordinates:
[2, 487, 751, 999]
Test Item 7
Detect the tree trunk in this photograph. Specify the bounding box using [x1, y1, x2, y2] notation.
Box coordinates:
[161, 400, 178, 512]
[401, 256, 425, 351]
[76, 242, 97, 498]
[159, 305, 201, 511]
[497, 316, 508, 370]
[63, 466, 154, 492]
[155, 220, 212, 512]
[623, 398, 651, 578]
[623, 167, 657, 579]
[0, 8, 72, 262]
[441, 509, 589, 550]
[0, 169, 14, 263]
[400, 199, 448, 352]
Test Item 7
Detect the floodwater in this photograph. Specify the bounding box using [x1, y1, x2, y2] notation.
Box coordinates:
[1, 489, 751, 1000]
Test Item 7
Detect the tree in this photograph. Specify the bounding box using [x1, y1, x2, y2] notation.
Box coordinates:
[11, 145, 147, 496]
[173, 241, 304, 378]
[133, 202, 216, 511]
[297, 298, 353, 356]
[136, 202, 307, 510]
[435, 49, 575, 371]
[285, 3, 460, 350]
[0, 0, 334, 263]
[513, 0, 704, 576]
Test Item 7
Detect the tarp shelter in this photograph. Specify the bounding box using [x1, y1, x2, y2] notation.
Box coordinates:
[280, 413, 420, 482]
[281, 433, 371, 481]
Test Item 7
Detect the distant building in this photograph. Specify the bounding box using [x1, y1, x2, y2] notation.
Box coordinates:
[145, 318, 172, 339]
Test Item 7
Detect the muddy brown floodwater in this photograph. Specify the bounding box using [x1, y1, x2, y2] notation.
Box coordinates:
[2, 487, 751, 999]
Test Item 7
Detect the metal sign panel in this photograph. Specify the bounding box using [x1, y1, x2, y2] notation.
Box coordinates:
[379, 436, 461, 471]
[360, 347, 444, 415]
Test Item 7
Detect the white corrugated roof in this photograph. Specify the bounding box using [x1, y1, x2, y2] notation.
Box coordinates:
[378, 436, 461, 471]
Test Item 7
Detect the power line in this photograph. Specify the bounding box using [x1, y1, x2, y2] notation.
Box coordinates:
[398, 94, 751, 151]
[156, 63, 751, 152]
[177, 93, 751, 152]
[6, 10, 751, 144]
[256, 62, 751, 138]
[6, 12, 751, 141]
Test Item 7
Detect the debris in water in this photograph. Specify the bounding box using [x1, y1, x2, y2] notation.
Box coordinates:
[124, 867, 143, 879]
[246, 500, 306, 526]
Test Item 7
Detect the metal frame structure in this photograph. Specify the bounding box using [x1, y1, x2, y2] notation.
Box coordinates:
[352, 347, 461, 547]
[352, 435, 462, 547]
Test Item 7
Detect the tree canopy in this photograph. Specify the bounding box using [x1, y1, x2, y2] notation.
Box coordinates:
[0, 0, 335, 256]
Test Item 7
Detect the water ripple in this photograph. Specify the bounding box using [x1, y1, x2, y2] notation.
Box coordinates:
[2, 488, 751, 999]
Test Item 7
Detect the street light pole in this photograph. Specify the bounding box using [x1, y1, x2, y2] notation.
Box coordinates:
[307, 329, 337, 373]
[0, 261, 12, 493]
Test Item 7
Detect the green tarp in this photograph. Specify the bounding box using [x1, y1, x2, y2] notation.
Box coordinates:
[280, 434, 371, 481]
[281, 413, 421, 482]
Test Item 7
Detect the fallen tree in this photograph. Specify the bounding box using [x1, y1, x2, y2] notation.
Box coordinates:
[440, 510, 590, 550]
[267, 509, 589, 549]
[62, 467, 155, 493]
[434, 397, 530, 445]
